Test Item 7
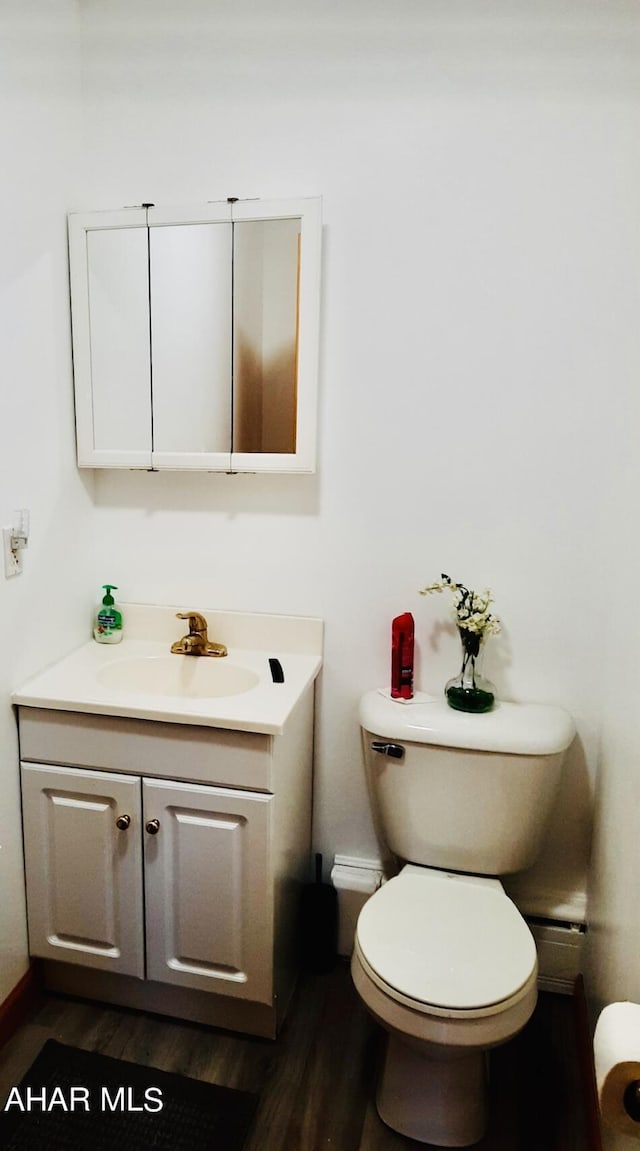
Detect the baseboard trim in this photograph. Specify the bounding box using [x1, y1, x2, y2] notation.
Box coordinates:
[573, 974, 604, 1151]
[0, 963, 43, 1050]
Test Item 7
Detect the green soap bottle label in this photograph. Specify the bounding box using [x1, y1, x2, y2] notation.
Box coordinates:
[98, 608, 122, 629]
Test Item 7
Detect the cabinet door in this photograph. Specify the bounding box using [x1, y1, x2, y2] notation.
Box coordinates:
[68, 209, 152, 468]
[148, 204, 233, 471]
[143, 778, 273, 1004]
[20, 763, 144, 976]
[231, 197, 322, 474]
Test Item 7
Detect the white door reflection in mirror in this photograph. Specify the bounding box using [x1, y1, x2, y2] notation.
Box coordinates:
[150, 222, 232, 456]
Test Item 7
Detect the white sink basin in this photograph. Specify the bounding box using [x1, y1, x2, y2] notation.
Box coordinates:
[12, 606, 323, 734]
[97, 655, 260, 699]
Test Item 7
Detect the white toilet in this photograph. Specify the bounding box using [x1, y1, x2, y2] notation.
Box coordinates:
[352, 690, 575, 1148]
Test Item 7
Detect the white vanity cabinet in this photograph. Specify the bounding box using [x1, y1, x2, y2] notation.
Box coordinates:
[17, 692, 314, 1039]
[68, 197, 322, 474]
[20, 765, 272, 1005]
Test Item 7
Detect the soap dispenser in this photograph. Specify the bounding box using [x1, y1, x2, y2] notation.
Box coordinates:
[94, 584, 123, 644]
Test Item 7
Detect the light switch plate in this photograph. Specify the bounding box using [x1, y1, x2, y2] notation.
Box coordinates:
[3, 527, 22, 577]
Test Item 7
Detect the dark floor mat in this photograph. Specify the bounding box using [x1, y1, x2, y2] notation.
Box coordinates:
[0, 1038, 258, 1150]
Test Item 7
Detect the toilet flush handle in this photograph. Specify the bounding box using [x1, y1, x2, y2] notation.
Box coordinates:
[371, 741, 404, 760]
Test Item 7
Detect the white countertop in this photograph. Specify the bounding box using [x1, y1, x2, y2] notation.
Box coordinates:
[12, 605, 323, 736]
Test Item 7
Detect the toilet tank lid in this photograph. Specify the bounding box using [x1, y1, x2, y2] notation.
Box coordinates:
[360, 691, 575, 755]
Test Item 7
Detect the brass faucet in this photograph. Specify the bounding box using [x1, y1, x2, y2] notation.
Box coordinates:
[170, 612, 228, 658]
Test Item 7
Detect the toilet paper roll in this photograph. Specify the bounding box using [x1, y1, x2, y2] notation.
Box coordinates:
[595, 1002, 640, 1136]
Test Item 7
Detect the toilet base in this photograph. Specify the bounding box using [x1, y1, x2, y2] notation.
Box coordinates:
[376, 1033, 489, 1147]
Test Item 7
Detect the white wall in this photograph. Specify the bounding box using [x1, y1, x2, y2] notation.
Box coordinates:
[0, 1, 95, 1002]
[76, 0, 640, 920]
[3, 26, 640, 1142]
[584, 314, 640, 1148]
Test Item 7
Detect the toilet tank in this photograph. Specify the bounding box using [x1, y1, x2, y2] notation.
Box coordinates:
[360, 691, 575, 876]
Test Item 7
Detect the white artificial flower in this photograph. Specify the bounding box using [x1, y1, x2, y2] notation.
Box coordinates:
[419, 573, 501, 637]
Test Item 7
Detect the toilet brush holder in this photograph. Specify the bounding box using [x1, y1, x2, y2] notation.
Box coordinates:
[300, 853, 338, 974]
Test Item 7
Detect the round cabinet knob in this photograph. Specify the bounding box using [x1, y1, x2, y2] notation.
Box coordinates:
[115, 814, 131, 830]
[145, 819, 160, 835]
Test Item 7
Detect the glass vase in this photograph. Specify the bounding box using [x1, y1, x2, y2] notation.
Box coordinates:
[445, 628, 496, 713]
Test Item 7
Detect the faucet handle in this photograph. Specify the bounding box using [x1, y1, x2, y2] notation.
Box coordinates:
[176, 611, 208, 634]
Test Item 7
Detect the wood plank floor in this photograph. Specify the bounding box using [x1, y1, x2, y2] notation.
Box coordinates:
[0, 962, 589, 1150]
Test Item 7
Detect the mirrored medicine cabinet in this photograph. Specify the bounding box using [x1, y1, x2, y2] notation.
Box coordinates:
[68, 197, 322, 473]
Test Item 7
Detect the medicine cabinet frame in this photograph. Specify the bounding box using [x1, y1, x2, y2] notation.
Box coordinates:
[68, 196, 322, 473]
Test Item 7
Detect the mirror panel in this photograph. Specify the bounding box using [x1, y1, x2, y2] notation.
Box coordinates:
[232, 218, 300, 455]
[87, 227, 151, 453]
[150, 222, 232, 454]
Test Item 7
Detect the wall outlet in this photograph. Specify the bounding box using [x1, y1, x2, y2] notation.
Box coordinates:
[3, 527, 22, 578]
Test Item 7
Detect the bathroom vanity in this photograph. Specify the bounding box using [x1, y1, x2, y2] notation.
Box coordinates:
[13, 606, 323, 1038]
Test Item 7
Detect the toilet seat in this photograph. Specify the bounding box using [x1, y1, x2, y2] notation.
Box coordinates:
[356, 865, 537, 1017]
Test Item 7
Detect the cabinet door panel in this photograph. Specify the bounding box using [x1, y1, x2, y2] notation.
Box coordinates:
[21, 764, 144, 976]
[68, 210, 152, 467]
[233, 218, 300, 457]
[143, 779, 272, 1003]
[230, 196, 321, 474]
[87, 228, 152, 453]
[150, 221, 232, 470]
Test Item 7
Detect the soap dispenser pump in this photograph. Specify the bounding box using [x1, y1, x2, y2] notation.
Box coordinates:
[94, 584, 123, 644]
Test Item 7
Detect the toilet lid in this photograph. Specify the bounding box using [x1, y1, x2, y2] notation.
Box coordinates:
[356, 868, 537, 1011]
